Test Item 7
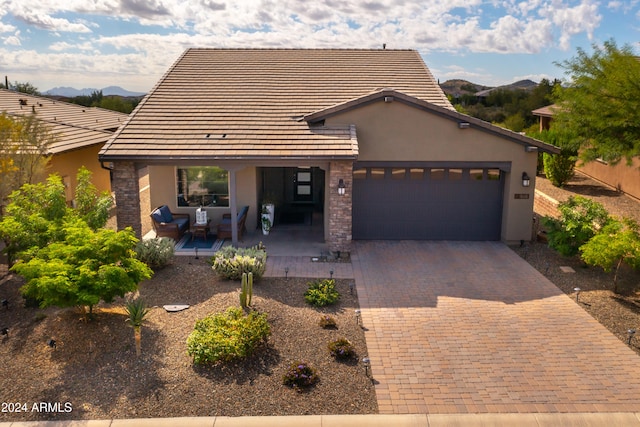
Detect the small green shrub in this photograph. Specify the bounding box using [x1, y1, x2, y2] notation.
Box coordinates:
[135, 237, 174, 269]
[304, 279, 340, 307]
[543, 195, 610, 256]
[282, 361, 319, 389]
[543, 151, 577, 187]
[328, 338, 356, 360]
[212, 245, 267, 280]
[318, 314, 337, 329]
[186, 307, 270, 365]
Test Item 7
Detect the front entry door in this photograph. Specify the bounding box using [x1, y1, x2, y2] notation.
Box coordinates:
[294, 168, 313, 202]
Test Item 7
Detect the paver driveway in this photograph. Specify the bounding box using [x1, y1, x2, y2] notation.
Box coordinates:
[352, 241, 640, 414]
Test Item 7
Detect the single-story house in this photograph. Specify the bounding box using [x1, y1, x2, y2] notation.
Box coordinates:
[532, 104, 640, 200]
[99, 48, 558, 251]
[0, 88, 127, 204]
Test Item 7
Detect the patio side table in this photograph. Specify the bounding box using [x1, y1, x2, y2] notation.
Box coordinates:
[191, 219, 211, 242]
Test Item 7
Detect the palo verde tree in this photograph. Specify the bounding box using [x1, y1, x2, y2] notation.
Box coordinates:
[0, 113, 56, 214]
[553, 39, 640, 165]
[580, 218, 640, 293]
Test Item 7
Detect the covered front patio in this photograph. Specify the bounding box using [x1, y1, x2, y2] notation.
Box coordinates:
[111, 160, 354, 257]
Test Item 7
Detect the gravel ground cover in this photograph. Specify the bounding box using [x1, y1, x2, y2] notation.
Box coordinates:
[516, 172, 640, 356]
[0, 258, 376, 422]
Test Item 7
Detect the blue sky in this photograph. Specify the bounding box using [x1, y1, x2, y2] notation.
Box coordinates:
[0, 0, 638, 93]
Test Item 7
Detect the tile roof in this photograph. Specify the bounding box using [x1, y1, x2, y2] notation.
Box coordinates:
[0, 89, 127, 154]
[100, 48, 452, 161]
[531, 104, 559, 118]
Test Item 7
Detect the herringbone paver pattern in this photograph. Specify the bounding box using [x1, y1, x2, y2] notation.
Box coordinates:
[352, 241, 640, 414]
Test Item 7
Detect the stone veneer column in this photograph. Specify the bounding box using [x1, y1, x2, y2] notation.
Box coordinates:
[328, 161, 353, 254]
[112, 161, 142, 238]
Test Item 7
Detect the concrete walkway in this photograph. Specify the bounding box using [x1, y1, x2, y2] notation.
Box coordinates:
[351, 241, 640, 414]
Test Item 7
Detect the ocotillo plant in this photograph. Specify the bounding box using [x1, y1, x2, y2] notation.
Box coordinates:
[240, 272, 254, 308]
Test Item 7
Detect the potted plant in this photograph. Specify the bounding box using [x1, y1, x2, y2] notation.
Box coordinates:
[262, 193, 276, 226]
[261, 206, 272, 235]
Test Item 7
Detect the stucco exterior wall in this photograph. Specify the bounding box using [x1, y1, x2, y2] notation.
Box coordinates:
[324, 100, 538, 242]
[148, 165, 258, 232]
[47, 144, 111, 204]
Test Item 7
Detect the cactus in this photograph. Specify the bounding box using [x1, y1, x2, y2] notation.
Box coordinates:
[240, 272, 253, 308]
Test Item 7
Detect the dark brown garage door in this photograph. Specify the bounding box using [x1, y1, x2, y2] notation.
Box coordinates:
[352, 166, 504, 240]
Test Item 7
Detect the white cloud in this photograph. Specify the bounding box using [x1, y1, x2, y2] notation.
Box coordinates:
[0, 0, 618, 91]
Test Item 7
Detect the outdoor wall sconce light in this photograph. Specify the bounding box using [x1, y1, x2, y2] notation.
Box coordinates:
[338, 179, 346, 196]
[458, 121, 470, 129]
[628, 329, 636, 345]
[362, 356, 371, 377]
[574, 287, 581, 303]
[522, 172, 531, 187]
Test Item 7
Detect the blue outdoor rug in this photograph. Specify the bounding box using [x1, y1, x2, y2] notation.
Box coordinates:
[175, 233, 224, 252]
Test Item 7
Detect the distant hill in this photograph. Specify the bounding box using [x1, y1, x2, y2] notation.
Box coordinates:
[439, 79, 491, 98]
[440, 79, 538, 98]
[44, 86, 146, 97]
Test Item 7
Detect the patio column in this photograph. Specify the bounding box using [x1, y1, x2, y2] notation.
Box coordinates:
[112, 161, 142, 238]
[229, 168, 238, 246]
[328, 161, 353, 255]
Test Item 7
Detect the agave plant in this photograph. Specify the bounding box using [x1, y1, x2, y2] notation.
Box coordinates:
[125, 298, 150, 357]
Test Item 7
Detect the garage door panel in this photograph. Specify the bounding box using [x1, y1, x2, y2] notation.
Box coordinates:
[353, 166, 503, 240]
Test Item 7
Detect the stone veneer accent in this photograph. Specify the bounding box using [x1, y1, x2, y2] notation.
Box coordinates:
[112, 161, 142, 238]
[328, 161, 353, 254]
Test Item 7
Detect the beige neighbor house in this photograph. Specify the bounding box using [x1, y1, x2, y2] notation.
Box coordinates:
[99, 48, 559, 252]
[533, 104, 640, 201]
[0, 88, 127, 204]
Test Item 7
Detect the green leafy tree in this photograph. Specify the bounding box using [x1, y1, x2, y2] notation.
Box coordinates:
[12, 217, 152, 315]
[543, 195, 610, 256]
[580, 218, 640, 293]
[74, 166, 113, 230]
[0, 175, 67, 264]
[1, 80, 40, 95]
[0, 113, 56, 213]
[553, 39, 640, 164]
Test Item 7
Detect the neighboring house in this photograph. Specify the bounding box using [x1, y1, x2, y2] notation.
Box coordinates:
[532, 104, 640, 200]
[99, 48, 558, 251]
[0, 89, 127, 204]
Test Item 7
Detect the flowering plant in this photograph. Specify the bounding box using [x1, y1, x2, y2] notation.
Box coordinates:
[282, 360, 319, 389]
[328, 338, 356, 360]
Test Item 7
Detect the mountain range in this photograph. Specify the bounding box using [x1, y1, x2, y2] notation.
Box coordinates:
[44, 86, 146, 97]
[439, 79, 538, 98]
[43, 79, 537, 100]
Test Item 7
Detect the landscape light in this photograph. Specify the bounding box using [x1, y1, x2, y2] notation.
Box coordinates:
[285, 267, 289, 279]
[355, 309, 361, 326]
[47, 339, 57, 349]
[628, 329, 636, 345]
[362, 356, 371, 377]
[574, 287, 581, 303]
